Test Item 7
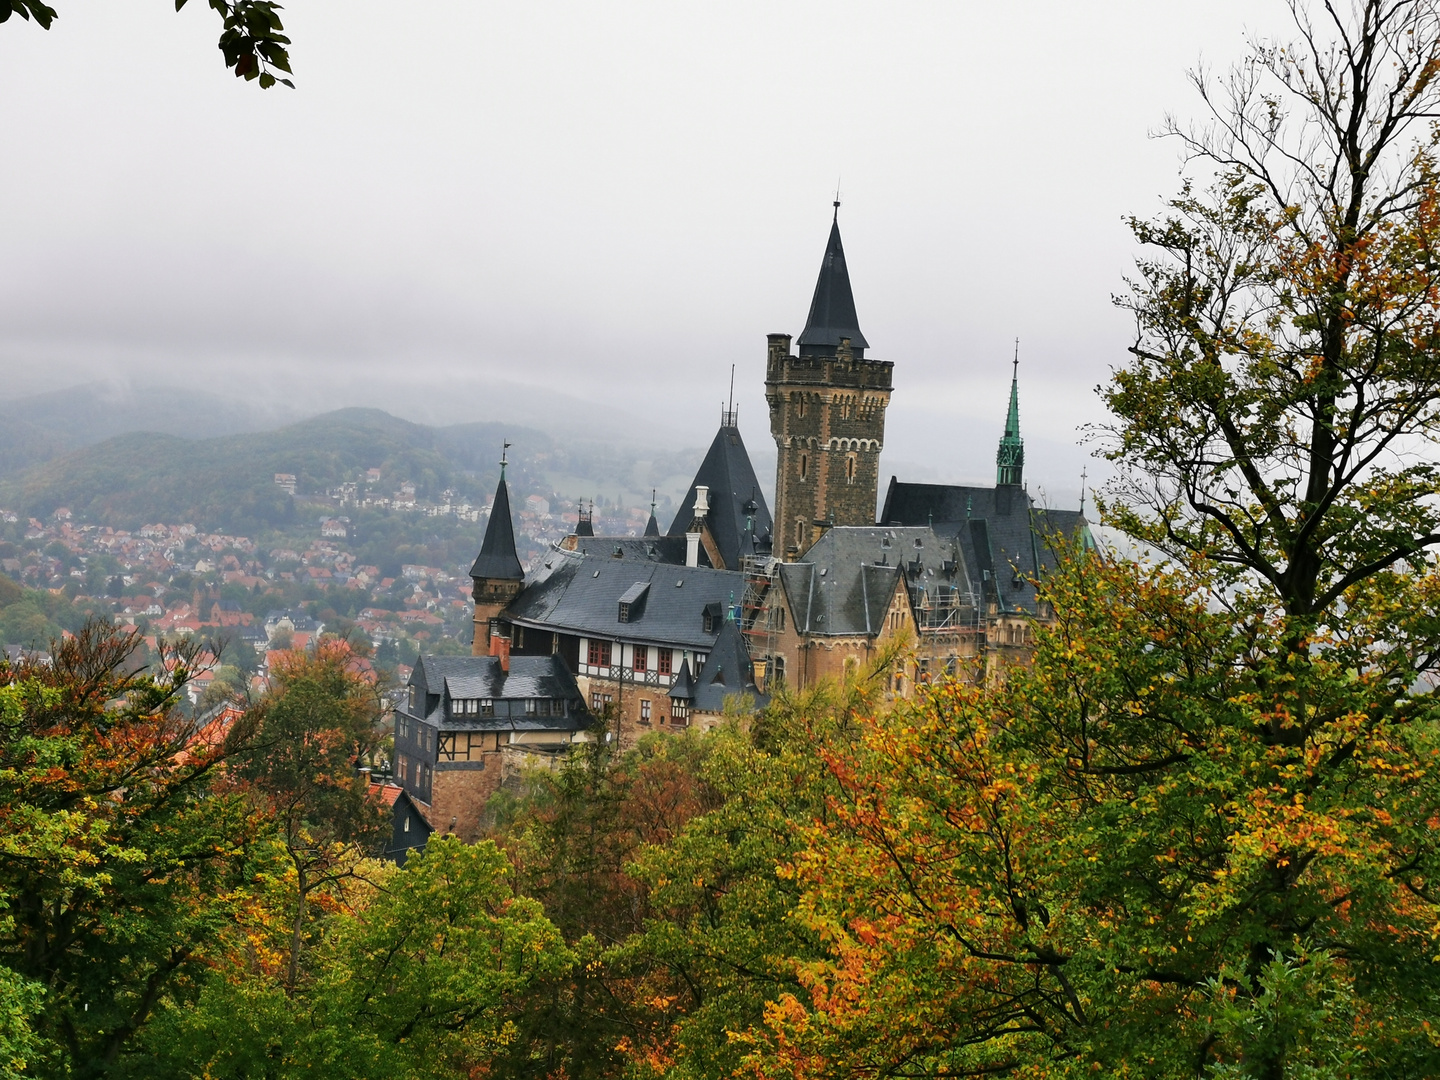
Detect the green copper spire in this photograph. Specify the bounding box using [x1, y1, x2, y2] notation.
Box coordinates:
[996, 344, 1024, 487]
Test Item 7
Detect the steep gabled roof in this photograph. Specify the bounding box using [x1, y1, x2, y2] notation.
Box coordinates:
[879, 478, 1092, 614]
[470, 474, 524, 581]
[666, 422, 773, 570]
[667, 657, 695, 700]
[796, 210, 869, 357]
[692, 618, 767, 714]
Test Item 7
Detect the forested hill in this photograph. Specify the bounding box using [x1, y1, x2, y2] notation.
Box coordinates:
[0, 408, 704, 535]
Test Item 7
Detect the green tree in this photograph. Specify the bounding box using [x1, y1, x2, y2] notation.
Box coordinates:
[1, 1, 294, 89]
[0, 623, 265, 1077]
[232, 639, 388, 987]
[141, 838, 570, 1079]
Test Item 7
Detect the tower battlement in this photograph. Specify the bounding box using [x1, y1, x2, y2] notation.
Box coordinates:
[766, 213, 892, 557]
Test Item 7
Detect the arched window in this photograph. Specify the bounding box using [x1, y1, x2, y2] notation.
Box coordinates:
[846, 454, 857, 483]
[796, 519, 806, 547]
[799, 453, 808, 480]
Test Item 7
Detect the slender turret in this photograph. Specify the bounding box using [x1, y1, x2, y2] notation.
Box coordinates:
[996, 349, 1024, 488]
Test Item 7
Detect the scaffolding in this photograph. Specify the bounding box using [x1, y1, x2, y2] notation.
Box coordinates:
[739, 554, 778, 689]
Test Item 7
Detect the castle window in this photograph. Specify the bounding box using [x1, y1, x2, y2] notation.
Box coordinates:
[587, 639, 612, 667]
[480, 699, 493, 716]
[640, 699, 651, 722]
[846, 454, 857, 483]
[407, 686, 416, 711]
[633, 645, 648, 672]
[671, 698, 688, 723]
[799, 454, 808, 480]
[657, 648, 672, 676]
[526, 699, 537, 715]
[797, 396, 807, 418]
[703, 611, 714, 633]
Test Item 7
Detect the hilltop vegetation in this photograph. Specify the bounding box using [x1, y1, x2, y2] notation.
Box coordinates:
[0, 405, 705, 538]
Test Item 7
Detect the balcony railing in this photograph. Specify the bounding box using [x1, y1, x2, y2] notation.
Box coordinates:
[578, 663, 677, 689]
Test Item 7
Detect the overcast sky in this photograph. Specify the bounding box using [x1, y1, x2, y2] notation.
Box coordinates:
[0, 0, 1289, 507]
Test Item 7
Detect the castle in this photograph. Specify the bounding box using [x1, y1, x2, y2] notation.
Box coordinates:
[389, 205, 1091, 841]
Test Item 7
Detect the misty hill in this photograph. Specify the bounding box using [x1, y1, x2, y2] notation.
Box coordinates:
[0, 379, 307, 479]
[0, 408, 708, 535]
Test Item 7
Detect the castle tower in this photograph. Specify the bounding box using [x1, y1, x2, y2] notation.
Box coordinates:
[766, 206, 893, 557]
[469, 447, 525, 655]
[996, 355, 1024, 487]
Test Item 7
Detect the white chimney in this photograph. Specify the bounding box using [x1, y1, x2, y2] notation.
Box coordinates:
[694, 485, 710, 515]
[686, 530, 700, 568]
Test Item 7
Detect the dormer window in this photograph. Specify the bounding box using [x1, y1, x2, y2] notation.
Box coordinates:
[407, 686, 416, 711]
[618, 581, 649, 623]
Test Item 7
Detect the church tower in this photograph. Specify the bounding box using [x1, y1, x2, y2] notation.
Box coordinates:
[766, 206, 893, 557]
[469, 448, 525, 655]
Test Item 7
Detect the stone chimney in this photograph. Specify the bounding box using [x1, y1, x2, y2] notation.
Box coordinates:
[489, 632, 511, 673]
[686, 485, 709, 568]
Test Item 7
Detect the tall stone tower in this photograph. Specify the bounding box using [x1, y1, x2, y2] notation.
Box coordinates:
[469, 448, 525, 655]
[766, 206, 893, 557]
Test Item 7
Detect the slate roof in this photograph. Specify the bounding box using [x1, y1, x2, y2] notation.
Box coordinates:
[406, 654, 589, 731]
[644, 511, 660, 537]
[505, 549, 744, 650]
[667, 657, 695, 700]
[778, 553, 903, 636]
[879, 479, 1091, 614]
[569, 534, 696, 566]
[666, 421, 773, 570]
[796, 210, 870, 358]
[691, 618, 767, 713]
[469, 475, 524, 581]
[776, 524, 972, 636]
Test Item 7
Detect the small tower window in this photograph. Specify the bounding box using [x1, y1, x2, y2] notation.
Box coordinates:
[800, 454, 808, 480]
[846, 454, 857, 483]
[797, 396, 807, 418]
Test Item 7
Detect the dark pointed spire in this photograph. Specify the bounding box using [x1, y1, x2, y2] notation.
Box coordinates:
[996, 344, 1025, 487]
[469, 446, 524, 581]
[644, 490, 660, 537]
[575, 499, 595, 537]
[796, 203, 869, 358]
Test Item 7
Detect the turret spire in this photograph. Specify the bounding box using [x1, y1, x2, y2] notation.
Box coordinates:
[796, 205, 869, 358]
[996, 342, 1025, 487]
[470, 446, 524, 582]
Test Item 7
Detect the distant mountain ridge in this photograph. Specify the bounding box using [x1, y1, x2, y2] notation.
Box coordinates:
[0, 406, 709, 536]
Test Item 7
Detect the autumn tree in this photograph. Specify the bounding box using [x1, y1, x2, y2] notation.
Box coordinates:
[0, 623, 264, 1077]
[231, 639, 388, 987]
[733, 3, 1440, 1078]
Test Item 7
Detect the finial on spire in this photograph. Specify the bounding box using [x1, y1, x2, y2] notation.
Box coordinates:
[834, 177, 842, 217]
[1079, 466, 1088, 515]
[499, 440, 511, 479]
[1013, 337, 1019, 376]
[650, 488, 657, 515]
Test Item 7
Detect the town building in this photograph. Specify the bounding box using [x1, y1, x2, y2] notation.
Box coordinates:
[392, 646, 592, 841]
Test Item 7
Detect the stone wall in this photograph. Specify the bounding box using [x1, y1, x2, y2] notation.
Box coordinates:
[765, 334, 893, 556]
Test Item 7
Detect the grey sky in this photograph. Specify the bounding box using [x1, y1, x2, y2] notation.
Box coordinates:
[0, 1, 1283, 507]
